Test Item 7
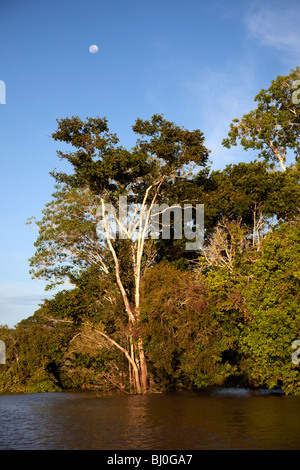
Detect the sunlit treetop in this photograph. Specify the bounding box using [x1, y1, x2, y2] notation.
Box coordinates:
[51, 114, 210, 198]
[222, 67, 300, 171]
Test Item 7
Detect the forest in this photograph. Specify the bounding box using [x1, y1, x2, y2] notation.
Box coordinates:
[0, 67, 299, 395]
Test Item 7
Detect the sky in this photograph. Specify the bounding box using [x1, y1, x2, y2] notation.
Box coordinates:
[0, 0, 299, 328]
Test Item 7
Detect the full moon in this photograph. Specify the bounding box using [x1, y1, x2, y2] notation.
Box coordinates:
[89, 44, 99, 54]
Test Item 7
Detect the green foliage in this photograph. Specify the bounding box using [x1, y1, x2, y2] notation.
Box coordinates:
[3, 220, 299, 394]
[240, 221, 300, 394]
[27, 183, 105, 289]
[10, 75, 300, 395]
[0, 319, 69, 393]
[141, 262, 242, 389]
[51, 114, 209, 196]
[0, 276, 129, 393]
[222, 67, 300, 170]
[197, 160, 300, 239]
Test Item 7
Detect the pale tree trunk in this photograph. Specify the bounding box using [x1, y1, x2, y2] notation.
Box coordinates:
[99, 198, 151, 393]
[98, 179, 165, 393]
[137, 339, 148, 391]
[253, 205, 256, 248]
[51, 318, 143, 394]
[268, 139, 286, 171]
[93, 328, 142, 394]
[130, 180, 165, 391]
[252, 204, 265, 251]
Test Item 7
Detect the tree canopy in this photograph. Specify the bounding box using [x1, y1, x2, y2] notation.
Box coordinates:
[1, 69, 299, 396]
[222, 67, 300, 171]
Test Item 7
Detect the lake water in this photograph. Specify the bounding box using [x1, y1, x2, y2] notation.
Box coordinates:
[0, 388, 299, 450]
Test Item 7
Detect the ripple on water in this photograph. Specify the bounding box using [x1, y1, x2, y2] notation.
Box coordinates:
[0, 389, 299, 450]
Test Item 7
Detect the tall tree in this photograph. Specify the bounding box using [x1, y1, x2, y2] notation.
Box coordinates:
[222, 67, 300, 171]
[31, 114, 209, 393]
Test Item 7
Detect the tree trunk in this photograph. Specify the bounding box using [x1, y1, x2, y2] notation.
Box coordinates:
[129, 334, 148, 394]
[99, 194, 155, 394]
[138, 338, 148, 392]
[268, 139, 286, 171]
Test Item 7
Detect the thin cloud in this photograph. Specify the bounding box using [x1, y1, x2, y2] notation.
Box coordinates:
[0, 283, 55, 308]
[0, 294, 47, 306]
[0, 282, 59, 326]
[183, 62, 259, 168]
[245, 1, 300, 60]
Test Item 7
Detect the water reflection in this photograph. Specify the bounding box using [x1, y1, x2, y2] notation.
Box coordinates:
[0, 389, 299, 450]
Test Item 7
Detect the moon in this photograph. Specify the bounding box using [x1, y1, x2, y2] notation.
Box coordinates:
[89, 44, 99, 54]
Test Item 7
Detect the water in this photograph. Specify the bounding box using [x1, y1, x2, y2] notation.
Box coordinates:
[0, 388, 299, 450]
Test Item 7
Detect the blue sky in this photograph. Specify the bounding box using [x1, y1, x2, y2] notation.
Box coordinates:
[0, 0, 299, 327]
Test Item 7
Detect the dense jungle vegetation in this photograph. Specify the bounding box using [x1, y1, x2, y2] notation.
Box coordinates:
[0, 68, 299, 395]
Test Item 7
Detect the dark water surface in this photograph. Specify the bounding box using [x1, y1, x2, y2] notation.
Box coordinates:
[0, 388, 299, 450]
